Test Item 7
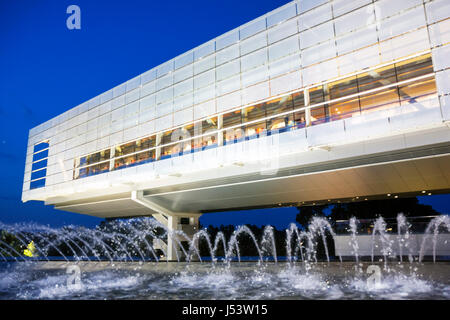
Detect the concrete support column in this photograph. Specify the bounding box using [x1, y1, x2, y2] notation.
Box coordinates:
[155, 133, 162, 160]
[305, 88, 312, 127]
[109, 146, 115, 171]
[218, 115, 224, 147]
[130, 190, 202, 261]
[166, 215, 179, 261]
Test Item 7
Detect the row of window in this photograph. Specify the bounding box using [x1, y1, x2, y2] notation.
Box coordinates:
[72, 53, 436, 180]
[30, 141, 49, 189]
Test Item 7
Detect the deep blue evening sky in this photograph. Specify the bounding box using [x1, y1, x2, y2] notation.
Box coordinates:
[0, 0, 448, 230]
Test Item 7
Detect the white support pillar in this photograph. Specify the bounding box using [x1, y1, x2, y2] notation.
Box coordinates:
[305, 88, 312, 127]
[166, 215, 179, 261]
[130, 190, 202, 261]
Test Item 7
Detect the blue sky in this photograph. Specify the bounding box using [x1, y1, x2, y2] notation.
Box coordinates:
[0, 0, 448, 230]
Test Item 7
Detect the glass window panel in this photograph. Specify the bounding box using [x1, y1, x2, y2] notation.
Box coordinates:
[175, 52, 193, 70]
[300, 21, 334, 49]
[126, 77, 141, 92]
[242, 103, 266, 123]
[426, 0, 450, 24]
[332, 0, 371, 18]
[83, 162, 110, 176]
[173, 94, 194, 112]
[309, 86, 326, 105]
[157, 61, 174, 78]
[174, 64, 193, 83]
[293, 91, 305, 109]
[174, 79, 193, 98]
[114, 154, 137, 170]
[33, 141, 49, 153]
[398, 77, 437, 105]
[433, 45, 450, 71]
[429, 19, 450, 48]
[267, 3, 297, 27]
[240, 17, 267, 40]
[268, 19, 298, 44]
[377, 0, 421, 21]
[334, 5, 373, 36]
[141, 69, 157, 85]
[357, 64, 397, 93]
[32, 159, 48, 171]
[183, 123, 196, 138]
[136, 136, 156, 151]
[240, 32, 267, 56]
[395, 54, 433, 81]
[329, 76, 358, 100]
[216, 74, 241, 96]
[223, 127, 244, 144]
[329, 96, 361, 121]
[268, 35, 300, 62]
[241, 48, 267, 72]
[245, 121, 266, 138]
[216, 44, 240, 66]
[268, 53, 301, 78]
[194, 70, 215, 90]
[100, 90, 113, 104]
[194, 54, 215, 75]
[241, 65, 269, 88]
[310, 105, 329, 125]
[222, 109, 242, 129]
[200, 117, 218, 134]
[82, 149, 110, 166]
[194, 41, 215, 61]
[113, 84, 126, 98]
[31, 168, 47, 181]
[336, 26, 378, 55]
[301, 39, 336, 67]
[359, 88, 400, 113]
[294, 109, 306, 128]
[30, 179, 46, 189]
[265, 95, 294, 117]
[197, 132, 218, 150]
[267, 113, 294, 133]
[379, 6, 426, 41]
[161, 129, 175, 146]
[216, 31, 239, 51]
[298, 2, 331, 29]
[299, 0, 328, 14]
[156, 101, 173, 118]
[33, 149, 49, 162]
[216, 60, 240, 81]
[161, 144, 178, 158]
[193, 85, 215, 105]
[156, 74, 173, 91]
[136, 149, 155, 164]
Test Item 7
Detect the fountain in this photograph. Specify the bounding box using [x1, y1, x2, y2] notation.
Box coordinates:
[0, 214, 448, 299]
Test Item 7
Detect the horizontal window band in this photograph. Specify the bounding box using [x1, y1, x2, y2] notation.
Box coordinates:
[31, 159, 48, 171]
[31, 169, 47, 180]
[73, 71, 435, 172]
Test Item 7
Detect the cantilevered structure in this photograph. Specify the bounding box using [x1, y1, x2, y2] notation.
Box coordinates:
[23, 0, 450, 259]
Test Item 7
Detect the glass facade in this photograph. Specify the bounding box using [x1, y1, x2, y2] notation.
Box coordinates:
[30, 141, 49, 189]
[73, 53, 436, 180]
[23, 0, 450, 194]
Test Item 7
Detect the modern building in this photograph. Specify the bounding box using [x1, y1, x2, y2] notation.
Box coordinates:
[23, 0, 450, 259]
